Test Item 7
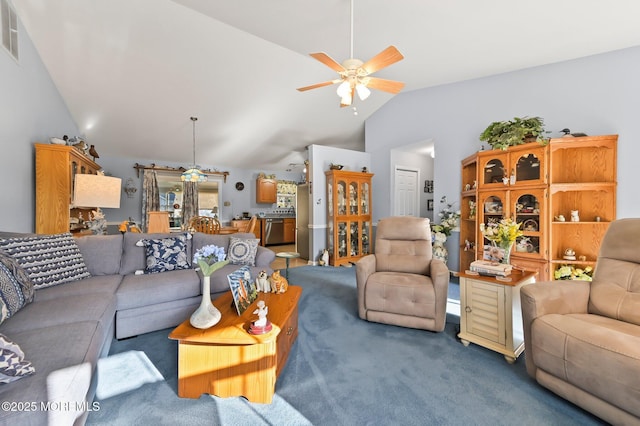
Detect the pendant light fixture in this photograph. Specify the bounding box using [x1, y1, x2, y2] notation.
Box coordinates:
[181, 116, 208, 183]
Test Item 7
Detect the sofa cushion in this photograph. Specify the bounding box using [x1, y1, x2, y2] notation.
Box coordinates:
[0, 251, 35, 324]
[0, 293, 116, 336]
[228, 237, 259, 266]
[0, 233, 90, 289]
[75, 234, 123, 276]
[0, 333, 35, 383]
[116, 269, 200, 311]
[532, 313, 640, 418]
[136, 234, 191, 274]
[588, 258, 640, 326]
[0, 322, 106, 426]
[34, 275, 123, 303]
[363, 271, 436, 318]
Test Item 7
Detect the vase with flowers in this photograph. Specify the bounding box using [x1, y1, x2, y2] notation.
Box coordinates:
[480, 218, 523, 265]
[431, 196, 461, 264]
[190, 244, 230, 329]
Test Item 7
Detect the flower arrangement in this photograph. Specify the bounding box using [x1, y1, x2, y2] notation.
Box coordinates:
[431, 196, 461, 237]
[554, 265, 593, 281]
[480, 218, 523, 247]
[193, 244, 229, 276]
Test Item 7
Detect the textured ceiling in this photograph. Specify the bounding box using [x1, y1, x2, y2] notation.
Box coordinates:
[13, 0, 640, 170]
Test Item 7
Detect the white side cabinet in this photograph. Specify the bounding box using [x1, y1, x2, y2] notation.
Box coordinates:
[458, 270, 536, 363]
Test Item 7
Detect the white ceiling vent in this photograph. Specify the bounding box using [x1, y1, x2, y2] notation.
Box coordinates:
[1, 0, 18, 62]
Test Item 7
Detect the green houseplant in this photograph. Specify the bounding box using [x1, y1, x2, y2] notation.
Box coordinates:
[480, 116, 549, 150]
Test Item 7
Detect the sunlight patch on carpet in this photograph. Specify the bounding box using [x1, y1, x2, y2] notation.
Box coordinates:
[96, 350, 164, 400]
[212, 394, 312, 425]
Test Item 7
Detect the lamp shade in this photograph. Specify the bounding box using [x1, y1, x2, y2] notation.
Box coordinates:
[73, 174, 122, 208]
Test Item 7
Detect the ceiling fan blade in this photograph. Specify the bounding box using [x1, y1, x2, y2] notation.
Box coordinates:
[361, 46, 404, 75]
[297, 79, 342, 92]
[309, 52, 345, 73]
[366, 77, 405, 94]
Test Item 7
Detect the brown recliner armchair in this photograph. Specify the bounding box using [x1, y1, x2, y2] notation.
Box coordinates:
[356, 216, 450, 332]
[521, 218, 640, 425]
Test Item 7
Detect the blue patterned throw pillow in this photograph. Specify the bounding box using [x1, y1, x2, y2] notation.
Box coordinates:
[0, 334, 35, 383]
[0, 251, 35, 325]
[136, 234, 190, 274]
[0, 233, 90, 289]
[228, 237, 259, 266]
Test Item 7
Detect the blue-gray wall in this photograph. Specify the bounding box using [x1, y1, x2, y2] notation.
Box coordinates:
[0, 17, 80, 232]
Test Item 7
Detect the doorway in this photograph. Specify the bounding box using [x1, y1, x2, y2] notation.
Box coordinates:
[394, 167, 420, 217]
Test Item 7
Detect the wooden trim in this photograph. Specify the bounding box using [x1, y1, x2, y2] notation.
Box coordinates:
[133, 163, 229, 182]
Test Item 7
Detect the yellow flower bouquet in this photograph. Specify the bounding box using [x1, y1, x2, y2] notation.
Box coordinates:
[480, 218, 523, 264]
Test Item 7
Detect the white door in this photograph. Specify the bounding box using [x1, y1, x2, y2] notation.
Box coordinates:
[394, 167, 419, 216]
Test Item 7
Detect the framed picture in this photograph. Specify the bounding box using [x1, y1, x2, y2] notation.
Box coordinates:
[484, 201, 502, 214]
[483, 244, 506, 263]
[427, 199, 434, 211]
[227, 266, 257, 315]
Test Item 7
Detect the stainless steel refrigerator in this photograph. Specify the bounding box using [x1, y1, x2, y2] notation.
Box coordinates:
[296, 183, 309, 260]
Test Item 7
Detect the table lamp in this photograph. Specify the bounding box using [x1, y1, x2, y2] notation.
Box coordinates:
[72, 174, 122, 234]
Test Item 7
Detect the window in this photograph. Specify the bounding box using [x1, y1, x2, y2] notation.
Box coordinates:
[1, 0, 18, 62]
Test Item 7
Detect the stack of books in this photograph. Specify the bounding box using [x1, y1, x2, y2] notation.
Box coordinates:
[469, 260, 512, 277]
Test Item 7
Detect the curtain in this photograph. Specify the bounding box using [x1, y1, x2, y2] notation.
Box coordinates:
[182, 181, 199, 229]
[141, 170, 160, 232]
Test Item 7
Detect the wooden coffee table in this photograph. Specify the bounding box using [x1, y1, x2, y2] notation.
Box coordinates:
[168, 286, 302, 404]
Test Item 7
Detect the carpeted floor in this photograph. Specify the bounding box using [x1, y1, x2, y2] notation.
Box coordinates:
[86, 266, 604, 426]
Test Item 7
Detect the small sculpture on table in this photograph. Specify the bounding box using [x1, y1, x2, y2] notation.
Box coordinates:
[255, 270, 271, 293]
[249, 300, 272, 335]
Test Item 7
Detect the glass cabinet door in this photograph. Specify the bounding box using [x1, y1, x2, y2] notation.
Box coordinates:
[337, 222, 348, 258]
[361, 181, 370, 214]
[349, 182, 359, 215]
[350, 221, 360, 257]
[327, 178, 333, 217]
[361, 221, 371, 255]
[337, 180, 347, 215]
[512, 188, 546, 259]
[511, 145, 547, 186]
[478, 190, 508, 250]
[479, 152, 510, 188]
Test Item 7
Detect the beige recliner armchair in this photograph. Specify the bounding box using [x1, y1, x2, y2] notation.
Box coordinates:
[521, 218, 640, 425]
[356, 216, 450, 332]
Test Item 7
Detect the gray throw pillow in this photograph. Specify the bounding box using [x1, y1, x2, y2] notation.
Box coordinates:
[0, 251, 35, 325]
[228, 237, 259, 266]
[0, 334, 35, 383]
[0, 233, 90, 289]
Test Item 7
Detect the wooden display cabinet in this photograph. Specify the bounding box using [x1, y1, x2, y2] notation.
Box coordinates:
[325, 170, 373, 266]
[459, 154, 478, 272]
[256, 177, 277, 203]
[461, 136, 616, 281]
[548, 135, 617, 276]
[35, 143, 102, 235]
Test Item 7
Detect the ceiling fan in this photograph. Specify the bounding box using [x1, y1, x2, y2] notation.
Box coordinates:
[296, 0, 405, 107]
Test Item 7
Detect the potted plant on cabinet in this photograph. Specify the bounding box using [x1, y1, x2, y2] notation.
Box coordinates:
[480, 116, 549, 150]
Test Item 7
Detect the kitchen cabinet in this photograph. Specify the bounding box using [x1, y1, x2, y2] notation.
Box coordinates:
[35, 143, 102, 234]
[284, 218, 296, 244]
[325, 170, 373, 266]
[256, 177, 277, 203]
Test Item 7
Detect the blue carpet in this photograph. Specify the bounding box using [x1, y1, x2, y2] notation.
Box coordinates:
[86, 265, 604, 425]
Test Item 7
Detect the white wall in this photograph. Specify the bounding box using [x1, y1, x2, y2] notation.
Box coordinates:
[365, 45, 640, 269]
[0, 17, 80, 232]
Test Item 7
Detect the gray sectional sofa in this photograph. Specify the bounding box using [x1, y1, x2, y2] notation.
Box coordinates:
[0, 231, 275, 426]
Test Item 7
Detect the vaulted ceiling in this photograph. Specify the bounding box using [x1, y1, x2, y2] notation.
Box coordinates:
[13, 0, 640, 170]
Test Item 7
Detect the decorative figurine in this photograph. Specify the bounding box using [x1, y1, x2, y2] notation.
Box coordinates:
[269, 270, 289, 293]
[249, 300, 272, 335]
[255, 270, 271, 293]
[555, 215, 566, 222]
[318, 249, 329, 266]
[571, 210, 580, 222]
[563, 248, 577, 261]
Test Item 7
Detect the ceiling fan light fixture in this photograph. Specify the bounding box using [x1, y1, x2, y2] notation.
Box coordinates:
[336, 81, 351, 97]
[340, 92, 353, 106]
[355, 83, 371, 101]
